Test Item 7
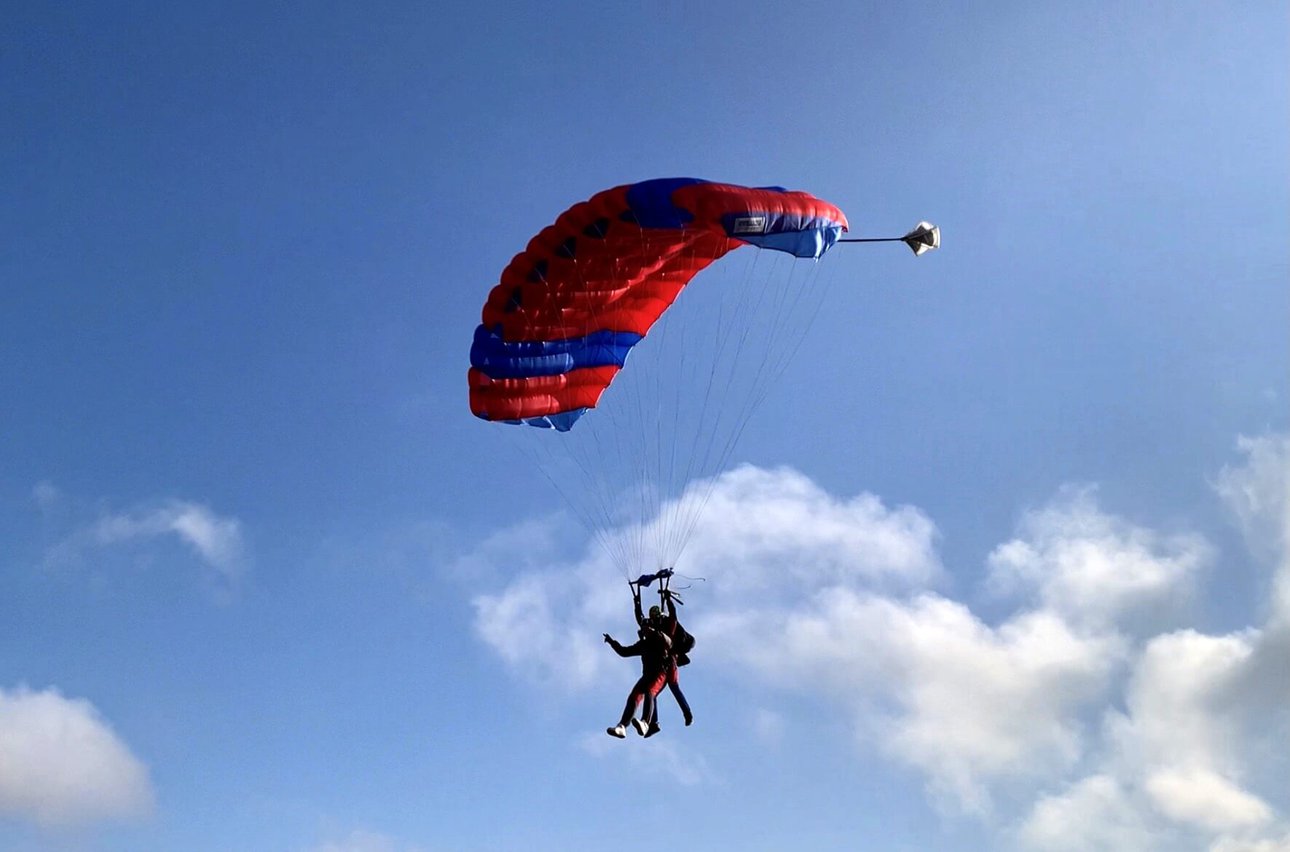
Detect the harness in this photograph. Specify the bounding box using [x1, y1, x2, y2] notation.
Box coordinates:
[630, 568, 696, 664]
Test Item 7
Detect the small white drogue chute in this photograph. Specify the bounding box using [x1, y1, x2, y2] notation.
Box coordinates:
[838, 221, 941, 256]
[900, 221, 940, 256]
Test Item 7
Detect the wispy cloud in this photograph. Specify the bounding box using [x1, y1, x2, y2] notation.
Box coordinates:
[465, 435, 1290, 850]
[578, 730, 714, 787]
[31, 481, 61, 514]
[0, 686, 154, 827]
[1215, 434, 1290, 620]
[750, 707, 787, 747]
[37, 485, 248, 596]
[309, 829, 428, 852]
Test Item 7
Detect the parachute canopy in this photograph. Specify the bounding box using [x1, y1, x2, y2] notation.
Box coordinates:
[468, 178, 848, 431]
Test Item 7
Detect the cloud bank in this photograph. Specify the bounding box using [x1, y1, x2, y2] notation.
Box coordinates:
[469, 436, 1290, 850]
[0, 687, 154, 827]
[473, 465, 942, 691]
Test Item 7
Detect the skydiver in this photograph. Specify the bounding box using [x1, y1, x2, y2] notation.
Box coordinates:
[633, 587, 693, 729]
[603, 619, 672, 739]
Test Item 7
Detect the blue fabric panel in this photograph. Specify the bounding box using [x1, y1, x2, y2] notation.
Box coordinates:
[624, 178, 707, 228]
[524, 408, 587, 431]
[719, 208, 844, 258]
[736, 224, 845, 259]
[470, 324, 643, 379]
[489, 408, 587, 431]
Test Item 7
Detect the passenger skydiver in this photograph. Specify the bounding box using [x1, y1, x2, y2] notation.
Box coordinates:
[603, 620, 671, 739]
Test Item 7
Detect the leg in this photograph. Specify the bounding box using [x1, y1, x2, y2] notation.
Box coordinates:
[608, 684, 641, 738]
[618, 678, 647, 727]
[667, 679, 692, 725]
[643, 670, 667, 737]
[666, 662, 692, 725]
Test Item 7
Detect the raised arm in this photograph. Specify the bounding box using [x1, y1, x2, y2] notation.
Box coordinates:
[603, 634, 642, 658]
[661, 588, 677, 620]
[632, 587, 644, 627]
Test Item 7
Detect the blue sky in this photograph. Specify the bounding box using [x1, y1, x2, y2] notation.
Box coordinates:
[2, 2, 1287, 850]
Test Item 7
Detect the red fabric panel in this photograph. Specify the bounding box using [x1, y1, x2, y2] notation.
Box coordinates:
[468, 365, 620, 421]
[471, 181, 848, 422]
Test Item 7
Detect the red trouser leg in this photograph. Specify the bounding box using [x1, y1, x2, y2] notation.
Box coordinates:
[621, 670, 667, 727]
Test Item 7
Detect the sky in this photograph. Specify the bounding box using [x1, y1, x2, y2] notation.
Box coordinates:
[1, 2, 1287, 850]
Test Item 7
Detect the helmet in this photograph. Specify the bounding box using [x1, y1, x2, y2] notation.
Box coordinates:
[648, 605, 662, 621]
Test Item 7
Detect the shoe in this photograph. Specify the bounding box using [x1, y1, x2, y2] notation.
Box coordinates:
[630, 717, 649, 736]
[645, 721, 661, 738]
[684, 714, 693, 727]
[607, 725, 626, 738]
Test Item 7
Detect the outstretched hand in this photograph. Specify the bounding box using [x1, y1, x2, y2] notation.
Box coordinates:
[602, 633, 612, 644]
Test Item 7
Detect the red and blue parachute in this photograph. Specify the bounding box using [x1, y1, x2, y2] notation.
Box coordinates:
[469, 178, 848, 431]
[467, 177, 875, 578]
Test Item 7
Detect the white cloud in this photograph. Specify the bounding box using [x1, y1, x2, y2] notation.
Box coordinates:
[1216, 435, 1290, 556]
[1209, 832, 1290, 852]
[90, 501, 245, 582]
[310, 829, 427, 852]
[750, 707, 787, 746]
[668, 465, 944, 597]
[446, 514, 573, 586]
[1014, 434, 1290, 852]
[473, 571, 608, 689]
[578, 731, 713, 787]
[0, 686, 154, 827]
[1012, 618, 1290, 851]
[987, 485, 1210, 631]
[1114, 630, 1260, 785]
[1215, 434, 1290, 621]
[709, 588, 1122, 814]
[471, 465, 941, 689]
[468, 440, 1290, 849]
[1075, 626, 1287, 842]
[1145, 768, 1271, 832]
[32, 481, 61, 514]
[41, 491, 248, 595]
[1018, 775, 1160, 852]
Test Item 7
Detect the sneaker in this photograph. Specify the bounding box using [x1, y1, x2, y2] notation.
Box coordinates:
[645, 721, 661, 738]
[607, 725, 627, 738]
[684, 713, 693, 727]
[630, 717, 649, 736]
